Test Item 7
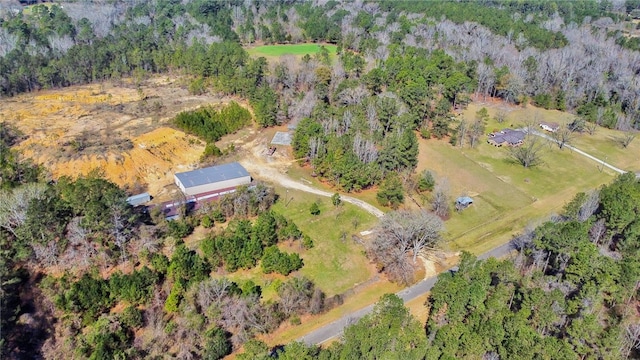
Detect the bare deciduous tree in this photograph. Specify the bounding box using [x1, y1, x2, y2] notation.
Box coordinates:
[432, 180, 451, 219]
[578, 190, 600, 222]
[368, 210, 444, 284]
[621, 324, 640, 358]
[456, 119, 468, 148]
[551, 125, 574, 149]
[495, 110, 508, 124]
[616, 130, 637, 149]
[589, 218, 607, 245]
[196, 278, 234, 311]
[0, 183, 47, 237]
[509, 135, 545, 168]
[468, 119, 485, 148]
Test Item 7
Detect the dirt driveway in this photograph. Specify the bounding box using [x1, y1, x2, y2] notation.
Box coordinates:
[234, 133, 385, 218]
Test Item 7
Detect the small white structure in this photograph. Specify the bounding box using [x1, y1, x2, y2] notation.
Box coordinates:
[174, 162, 251, 196]
[539, 121, 560, 132]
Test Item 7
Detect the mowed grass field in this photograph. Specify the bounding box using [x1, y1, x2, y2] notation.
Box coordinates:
[246, 43, 338, 62]
[270, 187, 377, 297]
[414, 102, 619, 254]
[465, 102, 640, 172]
[209, 187, 377, 301]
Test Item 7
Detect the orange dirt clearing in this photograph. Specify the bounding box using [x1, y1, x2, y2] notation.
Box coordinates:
[1, 77, 245, 197]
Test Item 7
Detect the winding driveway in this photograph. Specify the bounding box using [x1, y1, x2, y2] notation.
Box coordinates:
[241, 135, 623, 346]
[238, 159, 385, 218]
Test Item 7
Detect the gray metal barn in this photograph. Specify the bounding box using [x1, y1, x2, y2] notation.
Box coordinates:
[174, 162, 251, 196]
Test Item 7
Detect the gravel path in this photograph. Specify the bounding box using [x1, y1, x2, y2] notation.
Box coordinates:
[238, 159, 385, 218]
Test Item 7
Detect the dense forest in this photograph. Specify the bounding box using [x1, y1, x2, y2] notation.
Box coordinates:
[1, 0, 640, 359]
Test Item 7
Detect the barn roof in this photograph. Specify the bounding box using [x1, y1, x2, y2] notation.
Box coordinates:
[175, 162, 250, 189]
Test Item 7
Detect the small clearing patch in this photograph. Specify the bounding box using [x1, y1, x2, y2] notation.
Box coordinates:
[246, 43, 338, 62]
[246, 43, 337, 56]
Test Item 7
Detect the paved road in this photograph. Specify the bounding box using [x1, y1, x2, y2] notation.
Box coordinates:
[529, 130, 625, 174]
[298, 240, 515, 345]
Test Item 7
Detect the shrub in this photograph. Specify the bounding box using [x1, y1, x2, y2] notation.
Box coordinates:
[120, 306, 143, 329]
[310, 202, 321, 215]
[167, 220, 194, 239]
[302, 235, 314, 249]
[201, 215, 214, 228]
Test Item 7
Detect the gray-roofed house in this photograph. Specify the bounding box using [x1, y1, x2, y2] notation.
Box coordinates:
[174, 162, 251, 196]
[487, 129, 525, 147]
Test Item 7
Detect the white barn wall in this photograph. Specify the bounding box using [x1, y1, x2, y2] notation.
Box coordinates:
[174, 175, 251, 196]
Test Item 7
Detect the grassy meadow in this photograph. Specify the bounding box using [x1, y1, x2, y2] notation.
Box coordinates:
[246, 43, 338, 62]
[463, 102, 640, 172]
[195, 187, 377, 302]
[413, 102, 619, 254]
[270, 187, 377, 296]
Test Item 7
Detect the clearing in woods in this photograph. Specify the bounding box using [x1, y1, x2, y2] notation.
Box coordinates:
[246, 43, 338, 61]
[415, 101, 619, 254]
[465, 101, 640, 172]
[0, 78, 246, 198]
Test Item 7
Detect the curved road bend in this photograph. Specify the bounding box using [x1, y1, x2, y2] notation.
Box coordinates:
[298, 240, 515, 346]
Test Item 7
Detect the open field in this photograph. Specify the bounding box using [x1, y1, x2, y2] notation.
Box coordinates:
[464, 101, 640, 172]
[270, 187, 377, 297]
[413, 101, 618, 254]
[0, 77, 247, 198]
[246, 43, 338, 62]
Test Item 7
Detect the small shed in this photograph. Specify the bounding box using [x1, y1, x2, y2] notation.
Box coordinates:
[456, 196, 474, 211]
[126, 192, 151, 206]
[271, 131, 293, 146]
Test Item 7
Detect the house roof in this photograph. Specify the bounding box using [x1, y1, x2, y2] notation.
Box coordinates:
[456, 196, 474, 205]
[490, 129, 525, 144]
[175, 162, 250, 189]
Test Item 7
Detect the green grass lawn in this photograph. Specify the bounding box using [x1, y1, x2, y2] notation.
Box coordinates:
[246, 43, 338, 62]
[415, 102, 617, 254]
[464, 102, 640, 172]
[201, 186, 376, 300]
[270, 187, 377, 297]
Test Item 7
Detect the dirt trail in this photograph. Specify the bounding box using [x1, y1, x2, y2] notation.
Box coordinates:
[236, 135, 385, 218]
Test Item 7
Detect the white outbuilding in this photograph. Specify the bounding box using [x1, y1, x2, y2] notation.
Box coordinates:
[174, 162, 251, 196]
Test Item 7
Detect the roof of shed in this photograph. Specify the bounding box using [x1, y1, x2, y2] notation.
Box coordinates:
[456, 196, 474, 204]
[175, 162, 250, 188]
